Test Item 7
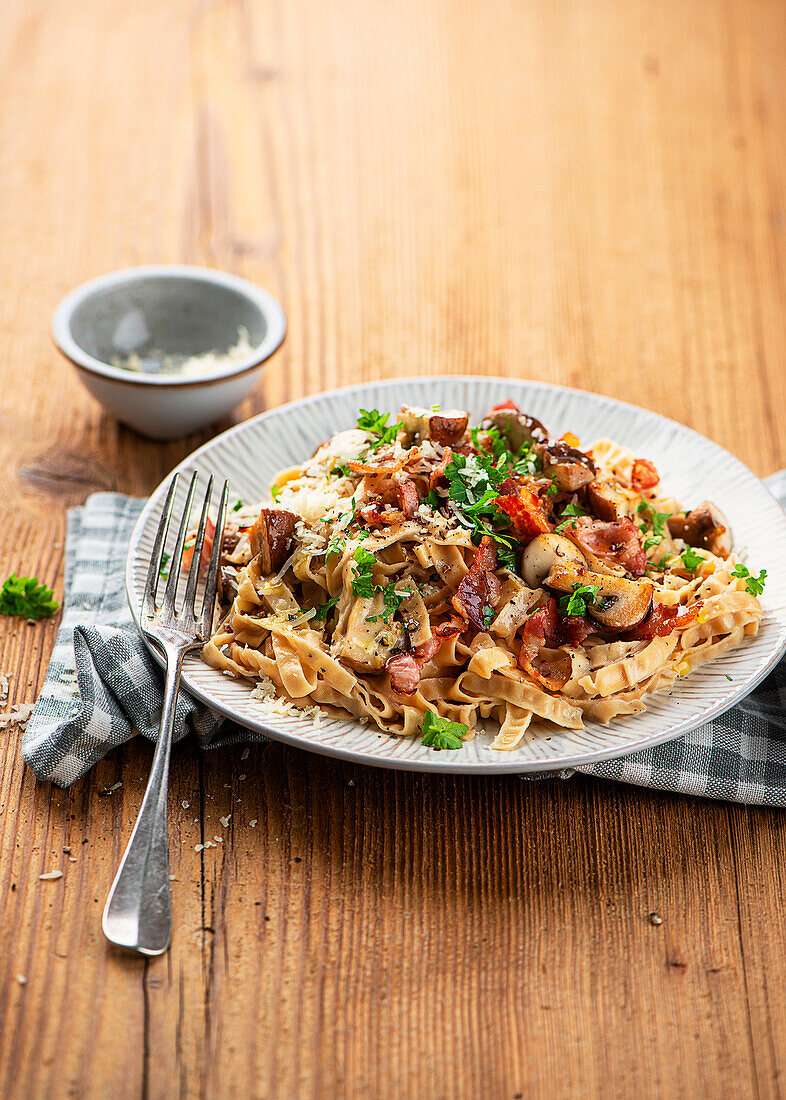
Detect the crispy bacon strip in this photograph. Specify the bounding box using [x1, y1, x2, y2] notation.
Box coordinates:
[517, 598, 559, 667]
[497, 486, 552, 541]
[631, 458, 660, 491]
[569, 516, 647, 577]
[624, 602, 702, 641]
[249, 509, 298, 573]
[559, 615, 595, 647]
[398, 478, 420, 519]
[451, 536, 501, 630]
[429, 413, 468, 446]
[388, 616, 465, 695]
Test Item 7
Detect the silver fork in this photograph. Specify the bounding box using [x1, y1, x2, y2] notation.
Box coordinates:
[102, 471, 229, 956]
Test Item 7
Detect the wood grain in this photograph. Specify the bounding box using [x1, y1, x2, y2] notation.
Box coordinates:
[1, 0, 785, 1097]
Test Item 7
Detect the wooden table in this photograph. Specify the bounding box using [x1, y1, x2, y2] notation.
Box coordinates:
[2, 2, 785, 1096]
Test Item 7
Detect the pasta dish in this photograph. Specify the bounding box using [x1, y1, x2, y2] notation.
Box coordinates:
[202, 401, 765, 751]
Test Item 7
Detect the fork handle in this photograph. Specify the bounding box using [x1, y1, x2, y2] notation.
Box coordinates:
[102, 639, 185, 955]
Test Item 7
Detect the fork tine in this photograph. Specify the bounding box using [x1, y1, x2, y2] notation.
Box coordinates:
[200, 480, 229, 638]
[182, 474, 214, 619]
[162, 471, 200, 613]
[142, 475, 180, 619]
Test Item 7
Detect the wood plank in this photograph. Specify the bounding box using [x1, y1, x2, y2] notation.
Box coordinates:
[0, 0, 785, 1096]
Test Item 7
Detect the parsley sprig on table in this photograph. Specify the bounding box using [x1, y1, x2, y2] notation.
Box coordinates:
[0, 574, 59, 620]
[558, 582, 600, 618]
[731, 564, 767, 597]
[420, 709, 468, 750]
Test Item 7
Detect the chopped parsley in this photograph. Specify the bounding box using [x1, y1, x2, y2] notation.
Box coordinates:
[0, 574, 59, 620]
[313, 595, 338, 621]
[680, 547, 704, 573]
[481, 603, 496, 628]
[232, 499, 244, 512]
[271, 486, 281, 501]
[731, 564, 767, 597]
[366, 583, 411, 624]
[554, 502, 587, 533]
[426, 490, 441, 508]
[558, 582, 600, 618]
[159, 552, 171, 577]
[420, 709, 468, 750]
[357, 408, 399, 450]
[351, 547, 380, 598]
[637, 502, 673, 549]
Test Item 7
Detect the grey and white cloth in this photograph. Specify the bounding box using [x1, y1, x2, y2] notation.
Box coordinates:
[21, 480, 786, 804]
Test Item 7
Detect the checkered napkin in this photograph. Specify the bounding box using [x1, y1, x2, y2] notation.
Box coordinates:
[21, 481, 786, 803]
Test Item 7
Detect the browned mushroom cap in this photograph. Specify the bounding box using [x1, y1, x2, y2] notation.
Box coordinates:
[520, 533, 588, 589]
[585, 480, 628, 522]
[668, 501, 731, 559]
[544, 561, 654, 632]
[249, 508, 298, 573]
[483, 408, 549, 450]
[539, 441, 596, 493]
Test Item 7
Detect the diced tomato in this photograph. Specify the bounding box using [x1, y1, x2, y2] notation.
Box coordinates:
[560, 432, 580, 449]
[631, 458, 660, 491]
[182, 517, 215, 571]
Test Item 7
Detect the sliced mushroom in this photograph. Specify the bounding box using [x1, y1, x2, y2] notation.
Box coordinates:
[397, 405, 469, 446]
[538, 441, 596, 492]
[249, 509, 298, 573]
[543, 561, 654, 632]
[520, 533, 588, 589]
[585, 480, 629, 522]
[482, 408, 549, 450]
[668, 501, 731, 559]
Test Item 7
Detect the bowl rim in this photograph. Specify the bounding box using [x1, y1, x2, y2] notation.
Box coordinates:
[51, 264, 287, 388]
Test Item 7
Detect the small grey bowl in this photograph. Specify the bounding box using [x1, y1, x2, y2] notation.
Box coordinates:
[52, 265, 286, 440]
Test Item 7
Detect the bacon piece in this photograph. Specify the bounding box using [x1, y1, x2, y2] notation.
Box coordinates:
[624, 602, 702, 641]
[429, 446, 453, 491]
[524, 651, 573, 692]
[497, 486, 552, 541]
[249, 509, 298, 573]
[569, 516, 647, 577]
[517, 598, 559, 667]
[496, 475, 520, 497]
[429, 413, 469, 446]
[182, 517, 215, 572]
[398, 478, 420, 519]
[388, 615, 466, 695]
[451, 536, 501, 630]
[631, 458, 660, 491]
[559, 614, 594, 646]
[387, 653, 421, 695]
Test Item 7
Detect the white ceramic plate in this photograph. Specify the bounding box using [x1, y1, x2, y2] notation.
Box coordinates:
[126, 377, 786, 773]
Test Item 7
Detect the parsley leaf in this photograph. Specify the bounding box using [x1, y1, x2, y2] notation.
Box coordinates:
[351, 547, 381, 598]
[232, 499, 244, 512]
[366, 583, 411, 623]
[554, 502, 587, 533]
[558, 582, 600, 618]
[426, 490, 441, 508]
[0, 574, 59, 620]
[159, 552, 171, 577]
[481, 603, 495, 629]
[731, 564, 767, 597]
[313, 595, 338, 621]
[357, 408, 399, 450]
[680, 547, 704, 573]
[420, 709, 468, 750]
[270, 486, 281, 502]
[637, 503, 672, 548]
